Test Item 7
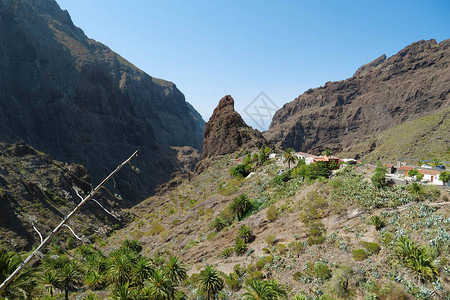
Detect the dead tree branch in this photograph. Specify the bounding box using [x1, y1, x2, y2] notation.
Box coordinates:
[0, 150, 139, 293]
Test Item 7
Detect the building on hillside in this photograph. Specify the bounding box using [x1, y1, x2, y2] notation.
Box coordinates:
[384, 164, 395, 174]
[397, 166, 415, 176]
[294, 152, 318, 165]
[313, 156, 340, 167]
[418, 169, 443, 185]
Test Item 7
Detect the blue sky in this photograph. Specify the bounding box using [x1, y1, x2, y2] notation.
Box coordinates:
[57, 0, 450, 130]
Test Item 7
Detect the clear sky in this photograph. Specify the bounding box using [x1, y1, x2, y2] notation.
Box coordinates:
[56, 0, 449, 130]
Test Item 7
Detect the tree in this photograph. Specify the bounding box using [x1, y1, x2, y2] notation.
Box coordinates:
[112, 282, 134, 300]
[322, 148, 333, 156]
[408, 169, 419, 177]
[230, 164, 252, 178]
[144, 269, 175, 299]
[123, 239, 142, 254]
[283, 148, 296, 170]
[371, 171, 386, 188]
[198, 265, 224, 300]
[408, 182, 423, 196]
[439, 171, 450, 184]
[43, 269, 61, 296]
[243, 279, 286, 299]
[163, 256, 187, 284]
[229, 194, 251, 220]
[0, 249, 35, 299]
[60, 261, 83, 300]
[132, 257, 154, 285]
[238, 225, 254, 243]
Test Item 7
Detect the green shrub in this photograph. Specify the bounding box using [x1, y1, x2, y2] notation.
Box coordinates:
[266, 205, 278, 222]
[262, 247, 270, 254]
[314, 262, 331, 280]
[273, 171, 292, 185]
[371, 171, 386, 188]
[255, 258, 266, 270]
[150, 222, 164, 235]
[276, 244, 288, 255]
[238, 225, 254, 243]
[288, 241, 305, 254]
[244, 271, 263, 285]
[329, 266, 352, 297]
[361, 242, 381, 255]
[219, 247, 234, 258]
[225, 273, 241, 291]
[229, 194, 252, 220]
[266, 236, 277, 247]
[293, 271, 302, 281]
[234, 237, 248, 255]
[230, 164, 252, 178]
[381, 232, 393, 246]
[352, 249, 368, 261]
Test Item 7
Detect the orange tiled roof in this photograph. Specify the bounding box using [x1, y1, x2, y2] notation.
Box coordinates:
[398, 166, 415, 171]
[419, 169, 441, 176]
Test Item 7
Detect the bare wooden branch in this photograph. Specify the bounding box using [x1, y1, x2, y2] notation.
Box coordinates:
[0, 150, 139, 293]
[31, 223, 43, 245]
[62, 224, 88, 244]
[91, 198, 120, 220]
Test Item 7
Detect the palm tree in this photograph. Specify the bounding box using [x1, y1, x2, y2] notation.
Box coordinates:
[163, 256, 187, 284]
[283, 148, 296, 170]
[60, 261, 83, 300]
[84, 269, 105, 290]
[132, 256, 154, 285]
[243, 279, 287, 300]
[229, 194, 251, 220]
[123, 239, 143, 254]
[43, 269, 61, 296]
[113, 282, 134, 300]
[198, 265, 224, 300]
[0, 249, 36, 299]
[243, 279, 275, 300]
[143, 269, 175, 299]
[108, 251, 135, 286]
[408, 182, 423, 196]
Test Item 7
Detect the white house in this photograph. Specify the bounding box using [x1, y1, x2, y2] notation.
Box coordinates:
[294, 152, 318, 165]
[418, 169, 444, 185]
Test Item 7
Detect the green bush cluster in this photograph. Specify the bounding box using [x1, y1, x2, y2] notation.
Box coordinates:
[395, 236, 438, 281]
[352, 249, 368, 261]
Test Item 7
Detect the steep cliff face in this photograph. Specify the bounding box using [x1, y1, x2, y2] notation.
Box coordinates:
[264, 39, 450, 154]
[0, 0, 204, 202]
[201, 95, 267, 159]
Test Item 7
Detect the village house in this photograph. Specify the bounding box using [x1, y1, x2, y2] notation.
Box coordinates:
[294, 152, 318, 165]
[418, 169, 444, 185]
[313, 156, 340, 167]
[396, 166, 415, 177]
[383, 163, 395, 174]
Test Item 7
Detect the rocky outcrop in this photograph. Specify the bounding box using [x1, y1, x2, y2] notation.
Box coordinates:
[0, 0, 205, 203]
[201, 95, 268, 159]
[264, 39, 450, 154]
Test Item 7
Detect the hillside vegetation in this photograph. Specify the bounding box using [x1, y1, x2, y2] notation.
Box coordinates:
[339, 107, 450, 164]
[3, 149, 447, 299]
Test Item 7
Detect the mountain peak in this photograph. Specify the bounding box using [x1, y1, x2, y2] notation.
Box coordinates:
[201, 95, 267, 159]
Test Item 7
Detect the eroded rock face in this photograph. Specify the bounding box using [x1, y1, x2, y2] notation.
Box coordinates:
[0, 0, 204, 203]
[201, 95, 268, 159]
[264, 39, 450, 154]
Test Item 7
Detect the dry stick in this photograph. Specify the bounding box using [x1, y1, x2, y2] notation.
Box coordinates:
[0, 150, 139, 292]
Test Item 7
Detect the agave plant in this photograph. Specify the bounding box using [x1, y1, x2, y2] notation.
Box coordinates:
[370, 215, 385, 230]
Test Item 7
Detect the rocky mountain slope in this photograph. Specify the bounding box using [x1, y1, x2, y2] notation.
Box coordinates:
[339, 107, 450, 163]
[201, 95, 268, 159]
[0, 0, 204, 203]
[0, 141, 128, 251]
[264, 39, 450, 155]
